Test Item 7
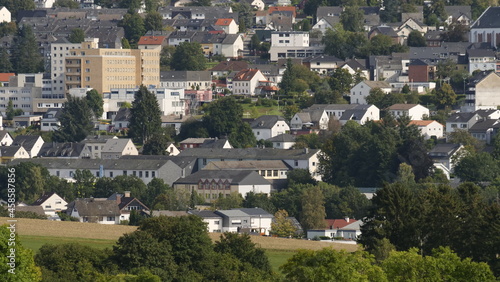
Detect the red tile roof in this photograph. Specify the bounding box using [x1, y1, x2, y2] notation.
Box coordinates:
[215, 18, 234, 26]
[138, 36, 167, 45]
[0, 73, 15, 82]
[325, 218, 358, 229]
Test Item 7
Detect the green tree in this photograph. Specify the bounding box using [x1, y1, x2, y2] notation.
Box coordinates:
[447, 129, 480, 152]
[68, 28, 85, 43]
[145, 0, 164, 12]
[73, 169, 96, 198]
[243, 192, 276, 213]
[6, 100, 23, 120]
[367, 34, 396, 56]
[228, 122, 256, 148]
[407, 30, 427, 47]
[11, 25, 44, 73]
[214, 232, 272, 274]
[121, 38, 131, 49]
[380, 0, 399, 22]
[187, 0, 211, 5]
[85, 89, 104, 119]
[340, 6, 364, 32]
[323, 27, 368, 60]
[212, 192, 243, 210]
[160, 45, 175, 71]
[279, 59, 296, 94]
[249, 34, 261, 53]
[287, 168, 317, 186]
[120, 0, 142, 10]
[282, 104, 300, 122]
[0, 0, 35, 18]
[300, 185, 326, 230]
[0, 225, 41, 281]
[35, 243, 109, 281]
[129, 85, 162, 144]
[145, 11, 163, 32]
[433, 83, 457, 109]
[143, 131, 172, 155]
[53, 95, 94, 142]
[176, 118, 209, 140]
[120, 11, 146, 48]
[0, 47, 13, 72]
[454, 152, 499, 182]
[144, 178, 170, 208]
[281, 249, 386, 281]
[442, 21, 469, 42]
[203, 96, 242, 138]
[54, 0, 79, 8]
[365, 88, 387, 109]
[170, 42, 207, 71]
[271, 209, 297, 237]
[329, 68, 353, 96]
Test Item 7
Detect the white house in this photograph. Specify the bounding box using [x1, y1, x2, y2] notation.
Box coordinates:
[409, 120, 444, 139]
[232, 69, 267, 95]
[312, 17, 335, 34]
[166, 142, 180, 156]
[221, 34, 244, 58]
[40, 108, 62, 132]
[32, 192, 68, 217]
[467, 49, 496, 74]
[250, 115, 290, 140]
[267, 133, 296, 149]
[290, 109, 329, 130]
[429, 143, 464, 179]
[339, 104, 380, 125]
[66, 198, 121, 224]
[0, 146, 30, 164]
[462, 71, 500, 112]
[445, 112, 480, 133]
[12, 135, 44, 158]
[350, 80, 392, 105]
[269, 31, 324, 61]
[469, 6, 500, 48]
[0, 6, 10, 23]
[215, 18, 239, 34]
[387, 104, 429, 120]
[189, 210, 223, 232]
[0, 131, 13, 146]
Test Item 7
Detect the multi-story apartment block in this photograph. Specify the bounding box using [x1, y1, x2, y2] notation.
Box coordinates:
[103, 86, 186, 119]
[269, 31, 324, 61]
[50, 38, 82, 97]
[65, 40, 160, 94]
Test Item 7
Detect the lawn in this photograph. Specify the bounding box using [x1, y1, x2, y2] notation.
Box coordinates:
[20, 235, 116, 251]
[241, 104, 283, 118]
[266, 249, 296, 273]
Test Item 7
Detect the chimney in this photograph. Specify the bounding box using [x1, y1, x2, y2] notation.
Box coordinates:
[345, 216, 349, 223]
[124, 191, 131, 198]
[304, 148, 309, 154]
[116, 193, 121, 204]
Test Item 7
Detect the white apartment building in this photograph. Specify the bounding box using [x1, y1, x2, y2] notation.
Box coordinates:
[269, 31, 324, 61]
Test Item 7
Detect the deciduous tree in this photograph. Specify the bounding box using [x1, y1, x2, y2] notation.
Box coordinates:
[271, 209, 297, 237]
[340, 6, 364, 32]
[145, 11, 163, 31]
[0, 225, 41, 281]
[407, 30, 427, 47]
[170, 42, 207, 71]
[85, 89, 104, 119]
[68, 28, 85, 43]
[300, 185, 326, 230]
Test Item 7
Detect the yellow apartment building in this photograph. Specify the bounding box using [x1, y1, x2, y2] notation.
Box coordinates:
[65, 41, 160, 94]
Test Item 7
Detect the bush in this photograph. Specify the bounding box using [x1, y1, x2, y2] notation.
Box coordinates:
[319, 236, 331, 240]
[312, 236, 321, 241]
[57, 211, 79, 221]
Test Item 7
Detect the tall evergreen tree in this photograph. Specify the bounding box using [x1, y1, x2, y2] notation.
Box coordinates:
[68, 28, 85, 43]
[279, 59, 295, 94]
[11, 25, 44, 73]
[129, 85, 162, 144]
[0, 47, 12, 73]
[53, 95, 94, 142]
[85, 89, 104, 119]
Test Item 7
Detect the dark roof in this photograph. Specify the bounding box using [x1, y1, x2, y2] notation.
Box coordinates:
[250, 115, 285, 129]
[235, 208, 273, 217]
[174, 169, 270, 185]
[67, 199, 120, 217]
[266, 133, 296, 142]
[468, 119, 500, 132]
[160, 71, 211, 81]
[0, 146, 24, 157]
[210, 60, 249, 72]
[32, 192, 58, 206]
[410, 59, 429, 66]
[12, 135, 43, 151]
[42, 108, 63, 119]
[467, 49, 495, 57]
[119, 155, 197, 169]
[178, 148, 319, 160]
[446, 112, 478, 123]
[10, 158, 175, 170]
[199, 139, 231, 149]
[233, 69, 261, 81]
[370, 26, 398, 37]
[118, 197, 149, 211]
[113, 108, 131, 122]
[16, 206, 46, 217]
[471, 6, 500, 29]
[38, 142, 86, 158]
[0, 130, 12, 141]
[189, 210, 222, 218]
[429, 143, 462, 157]
[475, 109, 499, 118]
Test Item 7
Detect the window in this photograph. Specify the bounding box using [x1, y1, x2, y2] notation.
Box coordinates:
[123, 170, 127, 176]
[139, 171, 143, 177]
[56, 171, 60, 177]
[96, 171, 100, 177]
[110, 172, 113, 177]
[214, 220, 220, 224]
[107, 216, 115, 221]
[294, 161, 299, 166]
[133, 171, 136, 176]
[273, 170, 278, 177]
[152, 171, 156, 178]
[145, 171, 149, 178]
[69, 171, 74, 177]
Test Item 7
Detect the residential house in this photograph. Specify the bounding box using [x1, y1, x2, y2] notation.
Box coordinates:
[340, 59, 369, 79]
[468, 119, 500, 144]
[462, 71, 500, 112]
[178, 147, 322, 180]
[0, 6, 10, 23]
[210, 60, 249, 77]
[468, 49, 496, 74]
[268, 11, 294, 31]
[232, 69, 267, 95]
[0, 131, 13, 146]
[307, 218, 361, 240]
[470, 6, 500, 48]
[214, 18, 238, 34]
[445, 112, 480, 133]
[267, 133, 296, 149]
[203, 160, 291, 190]
[429, 143, 464, 179]
[290, 109, 329, 130]
[40, 108, 62, 132]
[160, 71, 212, 91]
[350, 80, 392, 105]
[173, 170, 271, 203]
[368, 26, 400, 44]
[444, 6, 472, 26]
[208, 208, 273, 235]
[338, 104, 380, 125]
[305, 104, 358, 119]
[313, 6, 343, 34]
[166, 142, 180, 156]
[66, 198, 121, 224]
[269, 31, 324, 61]
[250, 115, 290, 140]
[179, 138, 232, 150]
[161, 114, 192, 134]
[189, 210, 223, 232]
[38, 142, 91, 159]
[101, 138, 138, 159]
[312, 17, 336, 34]
[0, 146, 29, 164]
[425, 30, 444, 47]
[137, 35, 168, 51]
[409, 120, 444, 140]
[32, 192, 68, 217]
[387, 104, 429, 120]
[16, 206, 46, 218]
[303, 55, 343, 75]
[401, 6, 424, 22]
[112, 108, 131, 131]
[12, 135, 44, 157]
[396, 18, 428, 43]
[81, 135, 118, 159]
[408, 59, 436, 82]
[0, 73, 15, 86]
[369, 53, 410, 82]
[476, 109, 500, 120]
[108, 191, 150, 222]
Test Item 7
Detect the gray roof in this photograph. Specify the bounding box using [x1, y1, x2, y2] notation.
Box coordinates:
[303, 55, 342, 63]
[467, 49, 495, 57]
[178, 147, 319, 160]
[16, 206, 46, 217]
[174, 169, 270, 185]
[471, 6, 500, 29]
[0, 146, 23, 157]
[120, 155, 197, 169]
[306, 104, 358, 111]
[38, 142, 86, 158]
[83, 135, 117, 144]
[468, 119, 500, 132]
[189, 210, 221, 218]
[42, 108, 63, 119]
[160, 71, 211, 81]
[445, 5, 471, 20]
[215, 209, 249, 217]
[200, 139, 231, 149]
[446, 112, 478, 123]
[316, 6, 343, 20]
[12, 135, 43, 152]
[204, 160, 291, 170]
[235, 208, 273, 217]
[429, 143, 462, 157]
[0, 130, 12, 142]
[266, 133, 296, 142]
[10, 158, 173, 170]
[102, 139, 134, 153]
[370, 26, 398, 37]
[67, 199, 120, 217]
[475, 109, 499, 118]
[250, 115, 286, 129]
[113, 108, 131, 122]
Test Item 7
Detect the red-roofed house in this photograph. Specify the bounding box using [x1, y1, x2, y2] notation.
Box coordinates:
[138, 36, 168, 50]
[0, 73, 15, 86]
[232, 69, 267, 95]
[409, 120, 444, 139]
[214, 18, 238, 34]
[306, 217, 361, 240]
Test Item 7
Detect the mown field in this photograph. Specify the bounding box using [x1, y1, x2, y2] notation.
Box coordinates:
[3, 218, 358, 272]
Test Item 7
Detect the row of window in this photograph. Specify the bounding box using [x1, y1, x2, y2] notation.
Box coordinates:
[61, 170, 157, 178]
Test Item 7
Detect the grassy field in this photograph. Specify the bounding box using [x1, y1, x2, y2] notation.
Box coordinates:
[241, 104, 282, 117]
[5, 218, 358, 272]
